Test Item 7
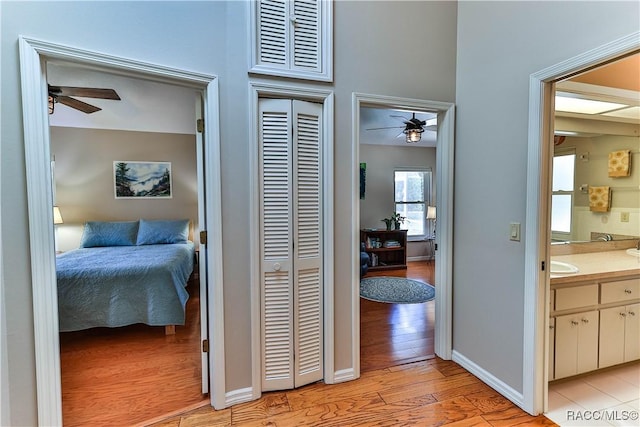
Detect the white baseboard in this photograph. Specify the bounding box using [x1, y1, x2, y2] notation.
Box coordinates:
[225, 387, 254, 407]
[332, 368, 356, 383]
[407, 256, 432, 262]
[452, 350, 525, 409]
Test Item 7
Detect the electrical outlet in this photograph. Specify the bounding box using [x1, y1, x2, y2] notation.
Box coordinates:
[621, 212, 630, 222]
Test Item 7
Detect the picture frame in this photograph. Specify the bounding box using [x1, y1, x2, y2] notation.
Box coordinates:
[114, 161, 172, 199]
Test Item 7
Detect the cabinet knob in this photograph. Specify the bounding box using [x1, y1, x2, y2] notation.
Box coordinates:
[273, 263, 281, 271]
[549, 325, 554, 330]
[620, 312, 627, 317]
[628, 311, 636, 316]
[571, 320, 579, 326]
[581, 318, 589, 324]
[624, 289, 632, 294]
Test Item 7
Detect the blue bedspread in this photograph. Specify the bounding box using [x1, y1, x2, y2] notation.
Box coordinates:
[56, 243, 195, 332]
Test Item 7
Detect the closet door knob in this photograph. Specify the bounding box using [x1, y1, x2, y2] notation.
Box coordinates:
[273, 263, 281, 271]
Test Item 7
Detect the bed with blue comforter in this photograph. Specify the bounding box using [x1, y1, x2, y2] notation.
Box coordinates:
[56, 219, 195, 333]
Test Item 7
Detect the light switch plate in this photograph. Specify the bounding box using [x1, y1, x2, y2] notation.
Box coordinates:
[621, 212, 630, 222]
[510, 222, 521, 241]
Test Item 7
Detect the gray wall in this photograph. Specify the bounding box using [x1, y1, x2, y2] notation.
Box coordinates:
[51, 127, 198, 251]
[359, 144, 436, 258]
[455, 1, 639, 393]
[1, 1, 457, 424]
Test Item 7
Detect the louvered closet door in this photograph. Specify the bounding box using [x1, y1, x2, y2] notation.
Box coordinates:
[257, 0, 321, 74]
[259, 98, 323, 391]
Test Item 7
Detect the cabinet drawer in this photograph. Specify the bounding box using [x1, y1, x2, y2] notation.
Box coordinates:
[601, 278, 640, 305]
[555, 284, 598, 311]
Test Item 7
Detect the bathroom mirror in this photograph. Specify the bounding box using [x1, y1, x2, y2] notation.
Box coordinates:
[551, 53, 640, 245]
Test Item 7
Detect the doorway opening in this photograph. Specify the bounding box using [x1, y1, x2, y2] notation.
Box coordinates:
[352, 93, 456, 376]
[48, 62, 208, 426]
[19, 36, 225, 426]
[523, 31, 639, 416]
[358, 105, 437, 372]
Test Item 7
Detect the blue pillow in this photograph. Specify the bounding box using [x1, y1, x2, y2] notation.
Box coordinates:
[136, 219, 189, 245]
[80, 221, 139, 248]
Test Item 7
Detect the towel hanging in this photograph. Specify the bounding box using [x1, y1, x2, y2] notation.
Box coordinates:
[608, 150, 631, 177]
[589, 186, 611, 212]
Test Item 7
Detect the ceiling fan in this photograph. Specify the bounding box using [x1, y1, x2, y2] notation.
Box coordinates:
[366, 112, 436, 143]
[48, 85, 121, 114]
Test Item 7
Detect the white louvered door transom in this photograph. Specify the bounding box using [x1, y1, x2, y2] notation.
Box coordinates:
[251, 0, 332, 82]
[259, 98, 323, 391]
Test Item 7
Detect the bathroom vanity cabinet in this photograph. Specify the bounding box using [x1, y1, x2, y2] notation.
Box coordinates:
[549, 249, 640, 381]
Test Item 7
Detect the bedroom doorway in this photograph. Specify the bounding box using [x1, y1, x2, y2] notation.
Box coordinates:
[48, 62, 209, 425]
[19, 37, 225, 426]
[352, 93, 455, 374]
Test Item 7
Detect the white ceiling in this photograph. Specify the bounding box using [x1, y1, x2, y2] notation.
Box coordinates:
[47, 62, 197, 135]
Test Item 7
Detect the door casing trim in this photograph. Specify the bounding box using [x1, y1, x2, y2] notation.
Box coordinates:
[248, 81, 335, 400]
[523, 31, 640, 415]
[351, 92, 456, 377]
[18, 35, 226, 424]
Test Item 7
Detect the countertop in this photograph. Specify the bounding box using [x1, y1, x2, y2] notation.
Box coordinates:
[551, 249, 640, 285]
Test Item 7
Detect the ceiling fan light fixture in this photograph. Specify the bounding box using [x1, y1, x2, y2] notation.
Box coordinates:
[404, 128, 423, 143]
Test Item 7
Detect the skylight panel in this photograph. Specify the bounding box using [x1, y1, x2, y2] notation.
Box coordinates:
[555, 95, 627, 115]
[602, 106, 640, 120]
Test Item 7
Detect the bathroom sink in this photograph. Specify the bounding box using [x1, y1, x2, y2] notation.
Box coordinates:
[550, 260, 579, 274]
[626, 248, 640, 257]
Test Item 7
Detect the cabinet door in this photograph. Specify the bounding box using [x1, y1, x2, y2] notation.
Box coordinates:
[599, 306, 626, 368]
[548, 317, 555, 381]
[555, 314, 579, 379]
[624, 303, 640, 362]
[576, 310, 598, 374]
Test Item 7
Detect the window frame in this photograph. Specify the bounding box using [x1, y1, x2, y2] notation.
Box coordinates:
[393, 168, 432, 241]
[551, 148, 576, 240]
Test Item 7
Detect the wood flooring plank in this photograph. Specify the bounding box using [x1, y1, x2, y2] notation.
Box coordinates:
[231, 392, 291, 424]
[378, 372, 481, 405]
[480, 406, 559, 426]
[442, 415, 494, 426]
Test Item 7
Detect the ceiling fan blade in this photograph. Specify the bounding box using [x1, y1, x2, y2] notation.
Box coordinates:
[50, 85, 120, 100]
[57, 96, 102, 114]
[366, 126, 405, 131]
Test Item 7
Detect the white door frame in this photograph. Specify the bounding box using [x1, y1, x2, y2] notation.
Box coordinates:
[523, 31, 639, 415]
[248, 82, 334, 402]
[352, 93, 456, 376]
[18, 36, 226, 425]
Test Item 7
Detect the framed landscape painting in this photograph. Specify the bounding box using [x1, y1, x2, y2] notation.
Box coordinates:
[114, 161, 172, 199]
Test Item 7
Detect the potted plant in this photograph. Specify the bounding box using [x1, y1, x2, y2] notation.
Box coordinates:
[381, 212, 405, 230]
[392, 212, 405, 230]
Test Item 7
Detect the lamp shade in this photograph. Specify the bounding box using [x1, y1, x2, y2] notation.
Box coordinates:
[53, 206, 64, 224]
[426, 206, 436, 220]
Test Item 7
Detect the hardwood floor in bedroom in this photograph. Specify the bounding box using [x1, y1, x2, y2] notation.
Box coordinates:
[59, 275, 207, 427]
[360, 261, 435, 373]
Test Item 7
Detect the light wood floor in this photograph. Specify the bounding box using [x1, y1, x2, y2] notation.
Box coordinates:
[59, 276, 206, 426]
[149, 261, 556, 426]
[361, 261, 435, 372]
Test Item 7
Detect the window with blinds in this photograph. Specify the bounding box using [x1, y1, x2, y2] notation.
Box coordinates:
[250, 0, 333, 82]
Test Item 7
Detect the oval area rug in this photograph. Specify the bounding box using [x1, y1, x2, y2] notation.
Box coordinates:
[360, 276, 435, 304]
